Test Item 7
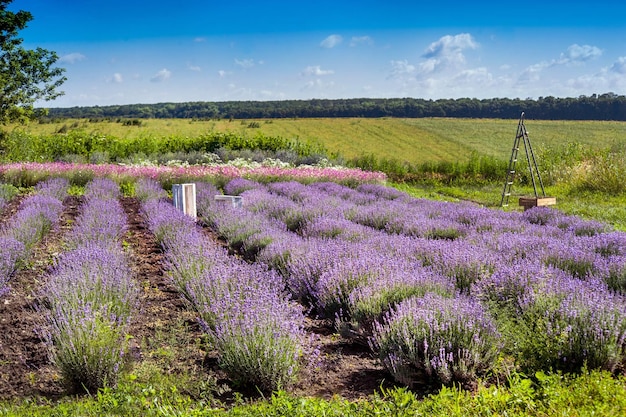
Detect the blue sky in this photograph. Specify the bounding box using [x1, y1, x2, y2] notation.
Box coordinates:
[10, 0, 626, 107]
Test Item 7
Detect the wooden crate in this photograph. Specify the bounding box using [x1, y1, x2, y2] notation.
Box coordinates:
[519, 196, 557, 211]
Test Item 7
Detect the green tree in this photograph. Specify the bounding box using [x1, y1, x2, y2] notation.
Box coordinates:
[1, 0, 66, 124]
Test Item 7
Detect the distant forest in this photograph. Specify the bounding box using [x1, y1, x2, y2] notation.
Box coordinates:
[44, 93, 626, 121]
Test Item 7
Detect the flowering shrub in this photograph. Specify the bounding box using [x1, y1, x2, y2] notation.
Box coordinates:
[139, 184, 310, 392]
[223, 178, 260, 195]
[207, 286, 306, 392]
[35, 177, 70, 200]
[370, 293, 501, 387]
[68, 198, 127, 249]
[4, 195, 63, 252]
[347, 264, 455, 331]
[1, 177, 67, 254]
[43, 245, 139, 392]
[514, 275, 626, 373]
[0, 237, 24, 296]
[41, 179, 138, 392]
[134, 177, 168, 202]
[0, 178, 67, 297]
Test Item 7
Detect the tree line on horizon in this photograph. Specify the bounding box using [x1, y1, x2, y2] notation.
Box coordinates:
[42, 93, 626, 121]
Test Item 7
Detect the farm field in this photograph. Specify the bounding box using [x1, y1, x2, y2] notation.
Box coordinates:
[1, 116, 626, 414]
[13, 117, 626, 165]
[1, 173, 626, 415]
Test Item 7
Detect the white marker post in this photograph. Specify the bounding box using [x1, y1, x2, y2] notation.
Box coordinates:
[172, 183, 197, 219]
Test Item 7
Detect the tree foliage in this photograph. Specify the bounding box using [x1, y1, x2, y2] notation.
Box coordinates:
[0, 0, 66, 124]
[44, 94, 626, 121]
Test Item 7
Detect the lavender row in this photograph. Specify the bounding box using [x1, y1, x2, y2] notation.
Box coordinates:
[40, 178, 138, 392]
[208, 178, 626, 385]
[0, 178, 68, 297]
[223, 179, 626, 296]
[137, 178, 310, 393]
[206, 180, 502, 386]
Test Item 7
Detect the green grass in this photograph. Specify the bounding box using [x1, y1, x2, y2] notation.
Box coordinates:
[1, 370, 624, 416]
[13, 117, 626, 165]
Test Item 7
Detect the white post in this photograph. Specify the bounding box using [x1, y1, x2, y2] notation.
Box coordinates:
[172, 183, 197, 219]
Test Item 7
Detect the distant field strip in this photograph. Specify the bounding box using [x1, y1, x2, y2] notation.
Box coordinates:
[19, 117, 626, 165]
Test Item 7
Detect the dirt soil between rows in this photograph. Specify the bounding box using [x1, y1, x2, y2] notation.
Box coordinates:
[0, 195, 401, 403]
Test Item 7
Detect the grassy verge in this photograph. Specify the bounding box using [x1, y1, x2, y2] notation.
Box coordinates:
[1, 370, 624, 416]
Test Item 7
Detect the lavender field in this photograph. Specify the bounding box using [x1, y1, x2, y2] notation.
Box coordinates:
[1, 175, 626, 405]
[196, 178, 626, 386]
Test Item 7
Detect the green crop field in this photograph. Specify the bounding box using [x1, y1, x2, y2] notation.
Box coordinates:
[15, 117, 626, 165]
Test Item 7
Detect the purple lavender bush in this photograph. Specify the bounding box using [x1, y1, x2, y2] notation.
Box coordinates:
[594, 255, 626, 294]
[83, 177, 120, 200]
[206, 204, 282, 258]
[68, 196, 127, 249]
[0, 237, 24, 296]
[223, 178, 261, 195]
[522, 206, 609, 236]
[207, 287, 307, 392]
[134, 178, 168, 202]
[281, 238, 353, 304]
[475, 258, 626, 373]
[184, 260, 284, 332]
[35, 177, 69, 200]
[370, 293, 501, 387]
[581, 231, 626, 293]
[45, 303, 133, 392]
[356, 183, 408, 201]
[42, 243, 138, 392]
[300, 216, 374, 242]
[346, 264, 456, 333]
[142, 198, 199, 249]
[410, 239, 496, 295]
[5, 194, 64, 252]
[513, 274, 626, 373]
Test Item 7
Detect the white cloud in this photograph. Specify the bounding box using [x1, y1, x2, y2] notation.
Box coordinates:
[301, 65, 334, 76]
[260, 90, 286, 99]
[419, 33, 478, 74]
[150, 68, 171, 82]
[517, 44, 603, 87]
[453, 67, 493, 84]
[194, 37, 207, 42]
[518, 61, 551, 84]
[59, 52, 86, 64]
[218, 70, 231, 78]
[188, 64, 201, 72]
[558, 44, 602, 65]
[320, 34, 343, 48]
[610, 57, 626, 74]
[235, 58, 255, 68]
[388, 60, 416, 79]
[302, 78, 335, 91]
[422, 33, 478, 60]
[111, 73, 123, 83]
[350, 36, 372, 47]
